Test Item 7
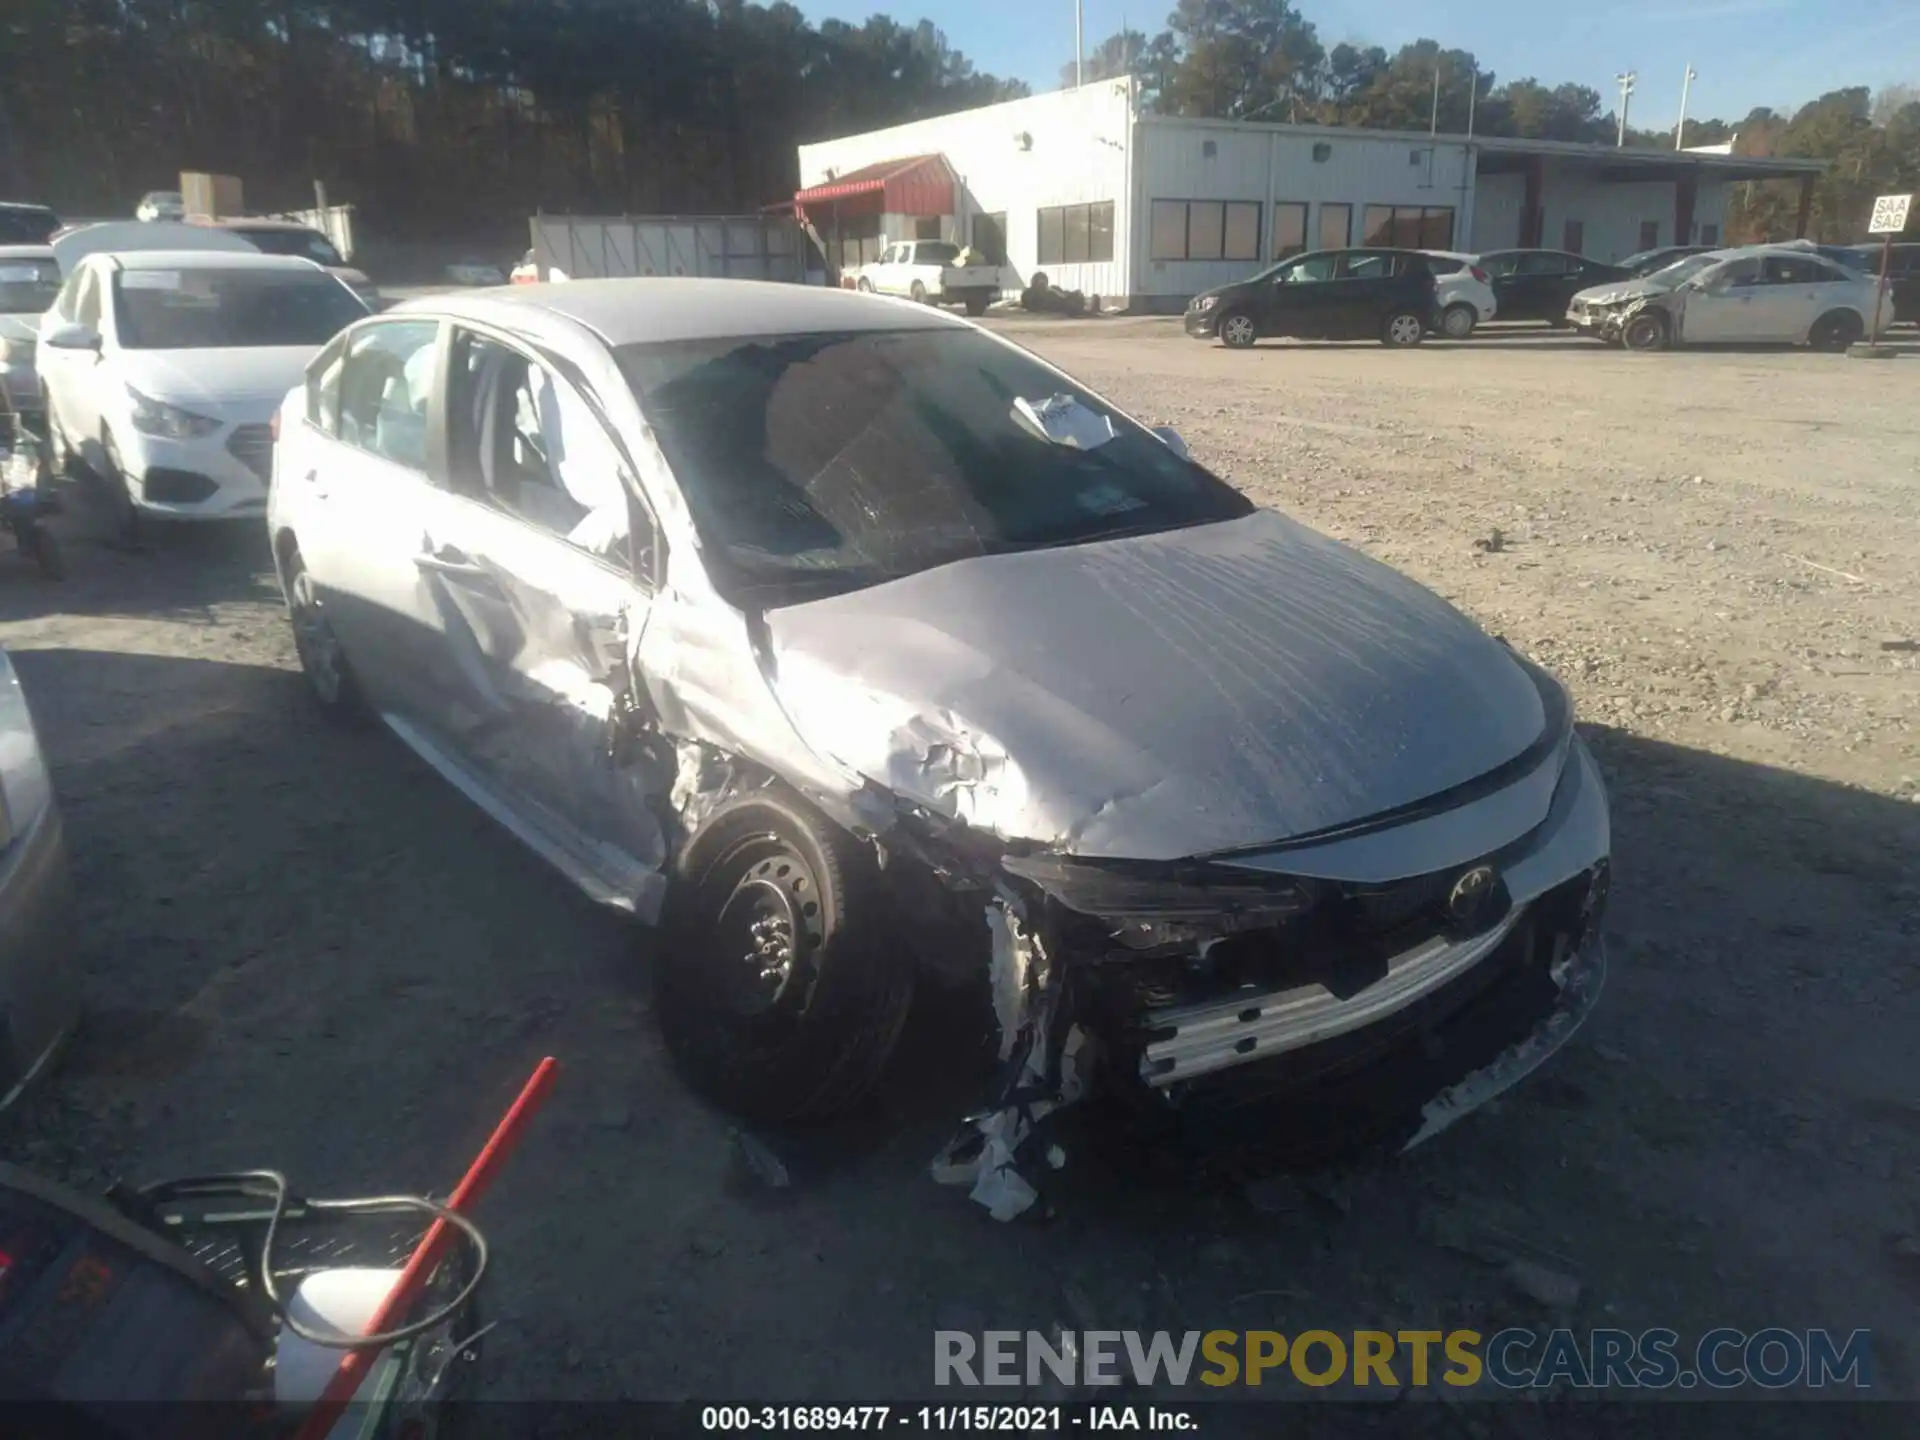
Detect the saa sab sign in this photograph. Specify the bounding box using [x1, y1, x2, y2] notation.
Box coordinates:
[1867, 193, 1912, 236]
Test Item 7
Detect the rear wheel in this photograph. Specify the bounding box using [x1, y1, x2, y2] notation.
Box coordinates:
[1218, 311, 1257, 349]
[283, 543, 367, 721]
[964, 294, 989, 317]
[1621, 311, 1669, 352]
[1382, 310, 1426, 347]
[909, 280, 929, 304]
[1439, 303, 1478, 339]
[655, 791, 913, 1124]
[1808, 309, 1863, 352]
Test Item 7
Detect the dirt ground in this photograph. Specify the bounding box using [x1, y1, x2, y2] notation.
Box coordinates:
[1, 321, 1915, 1431]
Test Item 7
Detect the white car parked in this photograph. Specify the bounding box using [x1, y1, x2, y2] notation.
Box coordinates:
[37, 251, 369, 522]
[1419, 251, 1500, 338]
[1567, 245, 1888, 352]
[135, 191, 186, 224]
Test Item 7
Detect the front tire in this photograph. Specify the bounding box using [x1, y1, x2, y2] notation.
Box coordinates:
[1218, 311, 1257, 349]
[1439, 303, 1478, 340]
[655, 791, 913, 1125]
[1621, 311, 1669, 352]
[1808, 309, 1863, 352]
[855, 277, 873, 293]
[1382, 310, 1426, 347]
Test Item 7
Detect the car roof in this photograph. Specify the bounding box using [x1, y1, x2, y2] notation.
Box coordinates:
[201, 217, 322, 233]
[106, 250, 326, 272]
[397, 278, 975, 347]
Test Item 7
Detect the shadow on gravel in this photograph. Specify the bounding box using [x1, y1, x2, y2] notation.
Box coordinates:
[0, 646, 1914, 1417]
[0, 472, 276, 626]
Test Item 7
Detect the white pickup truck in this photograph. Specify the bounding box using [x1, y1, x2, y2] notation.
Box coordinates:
[852, 240, 1001, 315]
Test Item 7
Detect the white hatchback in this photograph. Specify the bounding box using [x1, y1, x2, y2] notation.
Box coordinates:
[1420, 251, 1500, 338]
[36, 250, 368, 521]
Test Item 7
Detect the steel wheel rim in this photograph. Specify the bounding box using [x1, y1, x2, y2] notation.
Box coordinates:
[1442, 307, 1474, 338]
[1223, 315, 1255, 346]
[709, 837, 826, 1021]
[1624, 317, 1660, 350]
[289, 568, 345, 703]
[1390, 315, 1422, 345]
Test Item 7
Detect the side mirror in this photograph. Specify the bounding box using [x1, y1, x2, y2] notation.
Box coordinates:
[42, 323, 100, 352]
[1151, 426, 1190, 459]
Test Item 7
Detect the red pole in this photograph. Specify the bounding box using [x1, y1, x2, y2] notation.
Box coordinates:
[291, 1057, 561, 1440]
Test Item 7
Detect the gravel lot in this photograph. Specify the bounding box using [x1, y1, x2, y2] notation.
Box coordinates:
[1, 321, 1915, 1430]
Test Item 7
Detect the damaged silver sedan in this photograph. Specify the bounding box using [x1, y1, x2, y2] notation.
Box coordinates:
[266, 281, 1609, 1212]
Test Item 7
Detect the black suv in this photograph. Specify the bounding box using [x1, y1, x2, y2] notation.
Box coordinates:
[1185, 248, 1439, 349]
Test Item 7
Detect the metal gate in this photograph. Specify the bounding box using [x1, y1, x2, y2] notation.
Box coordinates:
[529, 215, 812, 283]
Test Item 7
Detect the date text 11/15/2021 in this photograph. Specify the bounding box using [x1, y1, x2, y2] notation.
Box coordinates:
[701, 1406, 1200, 1432]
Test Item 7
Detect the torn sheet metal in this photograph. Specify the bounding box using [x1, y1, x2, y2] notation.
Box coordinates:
[762, 508, 1551, 863]
[932, 902, 1091, 1222]
[1402, 932, 1608, 1150]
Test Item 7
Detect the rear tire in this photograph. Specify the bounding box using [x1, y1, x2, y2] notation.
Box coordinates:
[909, 280, 929, 304]
[1218, 311, 1257, 349]
[1439, 303, 1477, 340]
[964, 295, 989, 317]
[1621, 311, 1669, 352]
[1382, 310, 1426, 347]
[1808, 309, 1863, 352]
[283, 543, 368, 722]
[655, 791, 913, 1125]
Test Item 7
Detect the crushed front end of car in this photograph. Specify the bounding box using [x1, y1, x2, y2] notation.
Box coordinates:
[894, 674, 1611, 1221]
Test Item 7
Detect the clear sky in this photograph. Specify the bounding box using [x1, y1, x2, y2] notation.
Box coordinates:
[803, 0, 1920, 126]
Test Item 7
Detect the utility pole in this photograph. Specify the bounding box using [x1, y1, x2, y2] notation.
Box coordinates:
[1674, 64, 1697, 149]
[1615, 71, 1637, 146]
[1431, 60, 1442, 135]
[1466, 62, 1477, 137]
[1074, 0, 1083, 88]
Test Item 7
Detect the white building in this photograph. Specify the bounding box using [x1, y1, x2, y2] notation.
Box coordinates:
[792, 79, 1824, 312]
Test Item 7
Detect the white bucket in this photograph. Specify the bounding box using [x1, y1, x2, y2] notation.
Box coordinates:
[272, 1267, 403, 1405]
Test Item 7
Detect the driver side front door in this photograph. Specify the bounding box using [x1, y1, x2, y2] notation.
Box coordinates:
[1678, 257, 1764, 343]
[419, 324, 669, 908]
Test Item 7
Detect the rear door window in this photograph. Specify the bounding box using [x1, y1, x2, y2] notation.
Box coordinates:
[1337, 252, 1393, 280]
[336, 320, 440, 473]
[1516, 252, 1573, 276]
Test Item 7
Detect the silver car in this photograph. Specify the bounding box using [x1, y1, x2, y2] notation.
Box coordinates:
[267, 281, 1610, 1207]
[0, 646, 79, 1112]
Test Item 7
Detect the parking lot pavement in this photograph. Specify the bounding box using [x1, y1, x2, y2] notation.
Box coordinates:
[0, 334, 1915, 1422]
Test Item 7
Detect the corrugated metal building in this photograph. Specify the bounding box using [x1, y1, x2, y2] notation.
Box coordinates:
[794, 78, 1825, 312]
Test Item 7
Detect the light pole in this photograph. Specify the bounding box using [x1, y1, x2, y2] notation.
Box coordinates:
[1074, 0, 1083, 88]
[1674, 64, 1697, 149]
[1615, 71, 1637, 146]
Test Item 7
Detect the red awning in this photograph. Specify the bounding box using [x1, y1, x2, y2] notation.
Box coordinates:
[793, 154, 955, 217]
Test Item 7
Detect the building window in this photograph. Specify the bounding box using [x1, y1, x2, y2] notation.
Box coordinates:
[1037, 201, 1115, 265]
[915, 217, 943, 241]
[1149, 199, 1261, 261]
[1563, 219, 1585, 255]
[1700, 223, 1719, 245]
[1361, 205, 1454, 249]
[1271, 202, 1307, 261]
[1639, 220, 1660, 250]
[1317, 202, 1351, 250]
[972, 212, 1008, 265]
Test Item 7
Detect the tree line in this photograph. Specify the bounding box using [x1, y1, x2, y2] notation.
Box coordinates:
[1, 0, 1913, 259]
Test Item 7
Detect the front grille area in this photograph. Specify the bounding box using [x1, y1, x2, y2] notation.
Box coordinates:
[226, 423, 273, 483]
[142, 468, 218, 504]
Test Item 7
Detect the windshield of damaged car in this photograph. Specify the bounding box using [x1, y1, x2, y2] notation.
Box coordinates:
[1642, 254, 1722, 290]
[617, 328, 1253, 603]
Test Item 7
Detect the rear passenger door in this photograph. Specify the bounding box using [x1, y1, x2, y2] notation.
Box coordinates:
[1756, 255, 1834, 341]
[287, 317, 457, 723]
[419, 324, 667, 889]
[1506, 251, 1577, 321]
[1327, 251, 1396, 337]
